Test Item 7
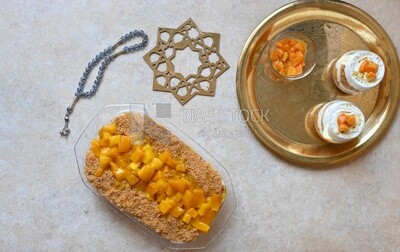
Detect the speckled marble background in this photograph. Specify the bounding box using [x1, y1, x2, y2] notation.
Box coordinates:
[1, 0, 399, 251]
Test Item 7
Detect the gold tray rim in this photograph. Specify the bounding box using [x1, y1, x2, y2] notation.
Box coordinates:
[236, 0, 400, 166]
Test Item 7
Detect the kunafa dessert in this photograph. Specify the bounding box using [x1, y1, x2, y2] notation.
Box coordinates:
[85, 112, 226, 242]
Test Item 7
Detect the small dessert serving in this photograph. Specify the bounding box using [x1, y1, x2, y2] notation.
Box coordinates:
[269, 37, 307, 77]
[333, 50, 385, 94]
[314, 100, 365, 144]
[267, 32, 316, 80]
[84, 112, 226, 242]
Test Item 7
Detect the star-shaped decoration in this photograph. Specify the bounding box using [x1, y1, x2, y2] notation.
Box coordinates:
[143, 18, 229, 105]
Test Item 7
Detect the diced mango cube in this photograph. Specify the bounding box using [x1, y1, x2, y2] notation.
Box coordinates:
[182, 190, 195, 209]
[91, 139, 101, 157]
[146, 183, 158, 196]
[190, 219, 210, 233]
[154, 177, 167, 192]
[128, 162, 139, 176]
[291, 55, 304, 67]
[182, 213, 192, 224]
[281, 51, 288, 62]
[121, 153, 131, 162]
[272, 60, 284, 71]
[94, 167, 104, 177]
[364, 63, 378, 73]
[169, 179, 187, 193]
[346, 115, 356, 127]
[159, 150, 172, 163]
[113, 167, 125, 181]
[337, 113, 346, 125]
[366, 72, 377, 81]
[359, 59, 378, 74]
[166, 157, 177, 168]
[156, 192, 167, 203]
[150, 158, 163, 170]
[277, 41, 291, 51]
[279, 68, 286, 76]
[287, 65, 297, 76]
[152, 170, 164, 181]
[118, 135, 131, 153]
[131, 147, 144, 163]
[125, 174, 139, 186]
[295, 64, 303, 74]
[339, 123, 350, 133]
[143, 150, 154, 164]
[110, 162, 118, 172]
[174, 192, 183, 203]
[99, 155, 110, 169]
[99, 130, 112, 140]
[98, 138, 109, 147]
[275, 48, 284, 58]
[145, 192, 154, 201]
[199, 208, 217, 225]
[288, 52, 297, 61]
[159, 198, 175, 214]
[193, 189, 205, 207]
[269, 49, 280, 61]
[138, 164, 155, 182]
[175, 164, 186, 173]
[187, 208, 198, 218]
[181, 178, 191, 188]
[210, 194, 222, 211]
[135, 180, 148, 192]
[162, 167, 174, 178]
[110, 147, 119, 158]
[165, 184, 174, 197]
[171, 206, 185, 218]
[109, 135, 121, 146]
[198, 202, 211, 217]
[142, 144, 153, 152]
[101, 123, 117, 134]
[101, 147, 118, 159]
[116, 156, 128, 168]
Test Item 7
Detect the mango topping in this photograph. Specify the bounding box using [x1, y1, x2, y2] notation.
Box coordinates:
[359, 59, 378, 81]
[269, 38, 307, 77]
[90, 123, 224, 233]
[337, 113, 357, 133]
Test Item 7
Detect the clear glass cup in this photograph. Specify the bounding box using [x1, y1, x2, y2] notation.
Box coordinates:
[265, 31, 316, 81]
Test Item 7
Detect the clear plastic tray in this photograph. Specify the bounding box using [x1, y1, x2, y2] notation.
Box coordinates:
[74, 104, 236, 250]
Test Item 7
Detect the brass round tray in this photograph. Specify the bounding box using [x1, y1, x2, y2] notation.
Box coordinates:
[236, 0, 400, 166]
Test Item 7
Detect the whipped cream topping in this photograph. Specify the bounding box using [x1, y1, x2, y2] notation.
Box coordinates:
[344, 50, 385, 91]
[315, 100, 365, 144]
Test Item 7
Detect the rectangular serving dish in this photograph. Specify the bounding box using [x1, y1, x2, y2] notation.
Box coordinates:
[74, 104, 236, 250]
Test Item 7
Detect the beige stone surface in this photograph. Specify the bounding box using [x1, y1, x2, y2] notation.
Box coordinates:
[0, 0, 399, 251]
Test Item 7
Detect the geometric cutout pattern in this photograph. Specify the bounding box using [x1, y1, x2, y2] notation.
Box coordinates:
[144, 18, 230, 105]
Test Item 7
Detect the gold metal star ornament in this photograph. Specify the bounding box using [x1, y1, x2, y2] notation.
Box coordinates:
[143, 19, 229, 105]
